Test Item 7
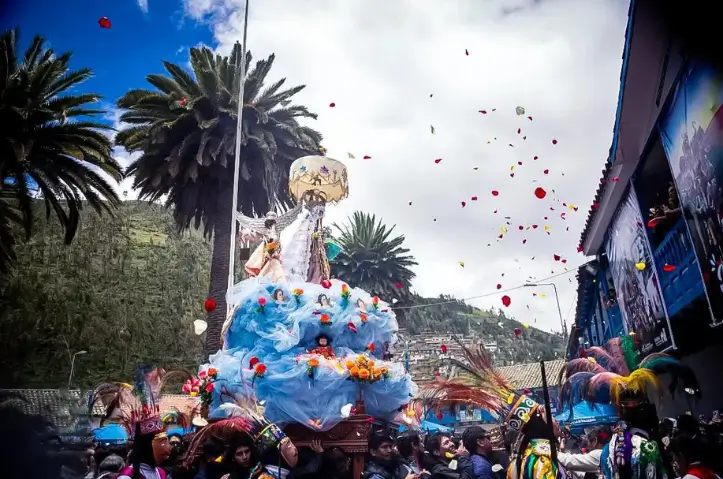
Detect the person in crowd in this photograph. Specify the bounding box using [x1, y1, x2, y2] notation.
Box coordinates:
[557, 426, 610, 479]
[118, 431, 174, 479]
[320, 447, 352, 479]
[397, 431, 424, 475]
[190, 438, 227, 479]
[600, 401, 669, 479]
[421, 433, 474, 479]
[292, 439, 326, 479]
[668, 434, 720, 479]
[96, 454, 126, 479]
[462, 426, 494, 479]
[364, 428, 414, 479]
[221, 434, 257, 479]
[678, 415, 702, 438]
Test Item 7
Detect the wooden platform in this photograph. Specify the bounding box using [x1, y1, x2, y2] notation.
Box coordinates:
[284, 415, 372, 479]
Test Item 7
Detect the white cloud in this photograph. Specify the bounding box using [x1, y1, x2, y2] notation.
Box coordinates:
[179, 0, 628, 334]
[137, 0, 149, 14]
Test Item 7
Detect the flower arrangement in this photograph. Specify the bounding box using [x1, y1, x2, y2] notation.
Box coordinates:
[306, 358, 319, 379]
[183, 367, 218, 406]
[293, 288, 304, 305]
[372, 296, 380, 311]
[341, 284, 351, 301]
[265, 241, 280, 256]
[255, 297, 267, 313]
[320, 313, 331, 326]
[344, 355, 389, 384]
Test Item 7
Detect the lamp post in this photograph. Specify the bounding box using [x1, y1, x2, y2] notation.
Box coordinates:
[227, 0, 251, 304]
[68, 350, 87, 389]
[524, 283, 567, 341]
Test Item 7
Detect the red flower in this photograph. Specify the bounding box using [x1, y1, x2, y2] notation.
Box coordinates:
[534, 187, 547, 199]
[367, 342, 375, 351]
[254, 364, 267, 376]
[258, 297, 267, 306]
[205, 382, 214, 393]
[204, 298, 216, 312]
[249, 356, 260, 368]
[501, 295, 511, 307]
[492, 190, 499, 196]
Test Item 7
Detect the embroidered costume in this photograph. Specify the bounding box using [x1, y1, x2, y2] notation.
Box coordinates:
[558, 336, 699, 479]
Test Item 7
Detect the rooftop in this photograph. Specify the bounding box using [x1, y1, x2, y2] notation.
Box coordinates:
[496, 359, 565, 389]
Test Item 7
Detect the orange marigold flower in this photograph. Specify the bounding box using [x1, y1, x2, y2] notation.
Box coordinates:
[254, 364, 267, 375]
[308, 359, 320, 367]
[373, 368, 382, 377]
[293, 288, 304, 295]
[359, 369, 371, 379]
[350, 367, 359, 376]
[320, 314, 331, 323]
[359, 314, 368, 322]
[207, 367, 217, 376]
[380, 366, 389, 374]
[345, 360, 355, 369]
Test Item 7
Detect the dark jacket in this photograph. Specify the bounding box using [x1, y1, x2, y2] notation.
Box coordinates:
[469, 454, 494, 479]
[363, 457, 410, 479]
[421, 454, 475, 479]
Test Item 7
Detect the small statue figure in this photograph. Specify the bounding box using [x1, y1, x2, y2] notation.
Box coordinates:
[272, 289, 287, 303]
[309, 333, 335, 359]
[316, 294, 333, 308]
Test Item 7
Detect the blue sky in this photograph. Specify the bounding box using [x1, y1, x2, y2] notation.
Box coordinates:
[2, 0, 214, 127]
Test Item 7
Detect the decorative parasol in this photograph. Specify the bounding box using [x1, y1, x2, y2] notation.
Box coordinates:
[289, 155, 349, 204]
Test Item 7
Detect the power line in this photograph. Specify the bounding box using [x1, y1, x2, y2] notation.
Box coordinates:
[392, 263, 581, 310]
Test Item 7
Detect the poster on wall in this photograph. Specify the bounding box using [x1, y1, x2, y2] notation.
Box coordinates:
[659, 61, 723, 326]
[605, 188, 674, 354]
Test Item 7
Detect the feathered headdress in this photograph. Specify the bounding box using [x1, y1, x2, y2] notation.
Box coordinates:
[181, 416, 256, 469]
[420, 337, 540, 433]
[559, 336, 700, 412]
[88, 367, 195, 438]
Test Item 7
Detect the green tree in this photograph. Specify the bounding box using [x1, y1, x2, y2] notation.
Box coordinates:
[0, 28, 122, 262]
[114, 44, 323, 356]
[331, 212, 418, 313]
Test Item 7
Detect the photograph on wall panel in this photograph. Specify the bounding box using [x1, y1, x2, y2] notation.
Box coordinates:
[605, 188, 674, 354]
[659, 60, 723, 326]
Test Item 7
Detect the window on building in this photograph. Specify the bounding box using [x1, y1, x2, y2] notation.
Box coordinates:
[635, 137, 681, 248]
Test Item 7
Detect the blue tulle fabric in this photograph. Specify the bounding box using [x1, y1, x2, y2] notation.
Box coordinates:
[203, 277, 418, 431]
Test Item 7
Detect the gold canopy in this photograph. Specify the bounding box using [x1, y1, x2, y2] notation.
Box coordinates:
[289, 155, 349, 204]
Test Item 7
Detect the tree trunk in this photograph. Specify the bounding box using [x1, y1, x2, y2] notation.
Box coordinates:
[204, 190, 234, 358]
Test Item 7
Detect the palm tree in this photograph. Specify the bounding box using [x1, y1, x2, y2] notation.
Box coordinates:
[0, 28, 123, 250]
[331, 212, 418, 325]
[115, 43, 322, 356]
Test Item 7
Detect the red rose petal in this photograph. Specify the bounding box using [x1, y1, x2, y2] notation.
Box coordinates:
[518, 225, 524, 230]
[471, 196, 478, 201]
[517, 128, 521, 134]
[363, 155, 371, 159]
[329, 102, 336, 107]
[552, 139, 558, 145]
[479, 110, 487, 114]
[663, 264, 676, 272]
[522, 239, 527, 244]
[497, 284, 502, 290]
[534, 187, 547, 199]
[613, 176, 619, 182]
[527, 116, 533, 121]
[492, 190, 499, 196]
[533, 156, 539, 160]
[461, 201, 466, 207]
[434, 158, 442, 164]
[543, 169, 549, 175]
[577, 246, 583, 252]
[501, 295, 511, 307]
[518, 161, 523, 166]
[465, 49, 469, 56]
[554, 254, 561, 261]
[532, 224, 538, 229]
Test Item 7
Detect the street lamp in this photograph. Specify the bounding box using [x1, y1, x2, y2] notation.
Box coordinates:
[68, 350, 87, 389]
[523, 283, 567, 341]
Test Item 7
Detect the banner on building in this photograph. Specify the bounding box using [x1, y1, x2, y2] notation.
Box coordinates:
[605, 188, 674, 354]
[659, 61, 723, 326]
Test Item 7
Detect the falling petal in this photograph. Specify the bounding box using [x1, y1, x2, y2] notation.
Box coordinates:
[492, 190, 499, 196]
[430, 125, 436, 134]
[458, 261, 465, 268]
[465, 49, 469, 55]
[193, 320, 208, 335]
[502, 295, 512, 307]
[515, 106, 525, 116]
[461, 201, 467, 207]
[534, 187, 547, 199]
[348, 152, 355, 159]
[552, 139, 558, 145]
[543, 169, 549, 175]
[471, 196, 478, 201]
[434, 158, 442, 164]
[363, 155, 371, 159]
[479, 110, 487, 114]
[329, 102, 336, 107]
[635, 262, 646, 270]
